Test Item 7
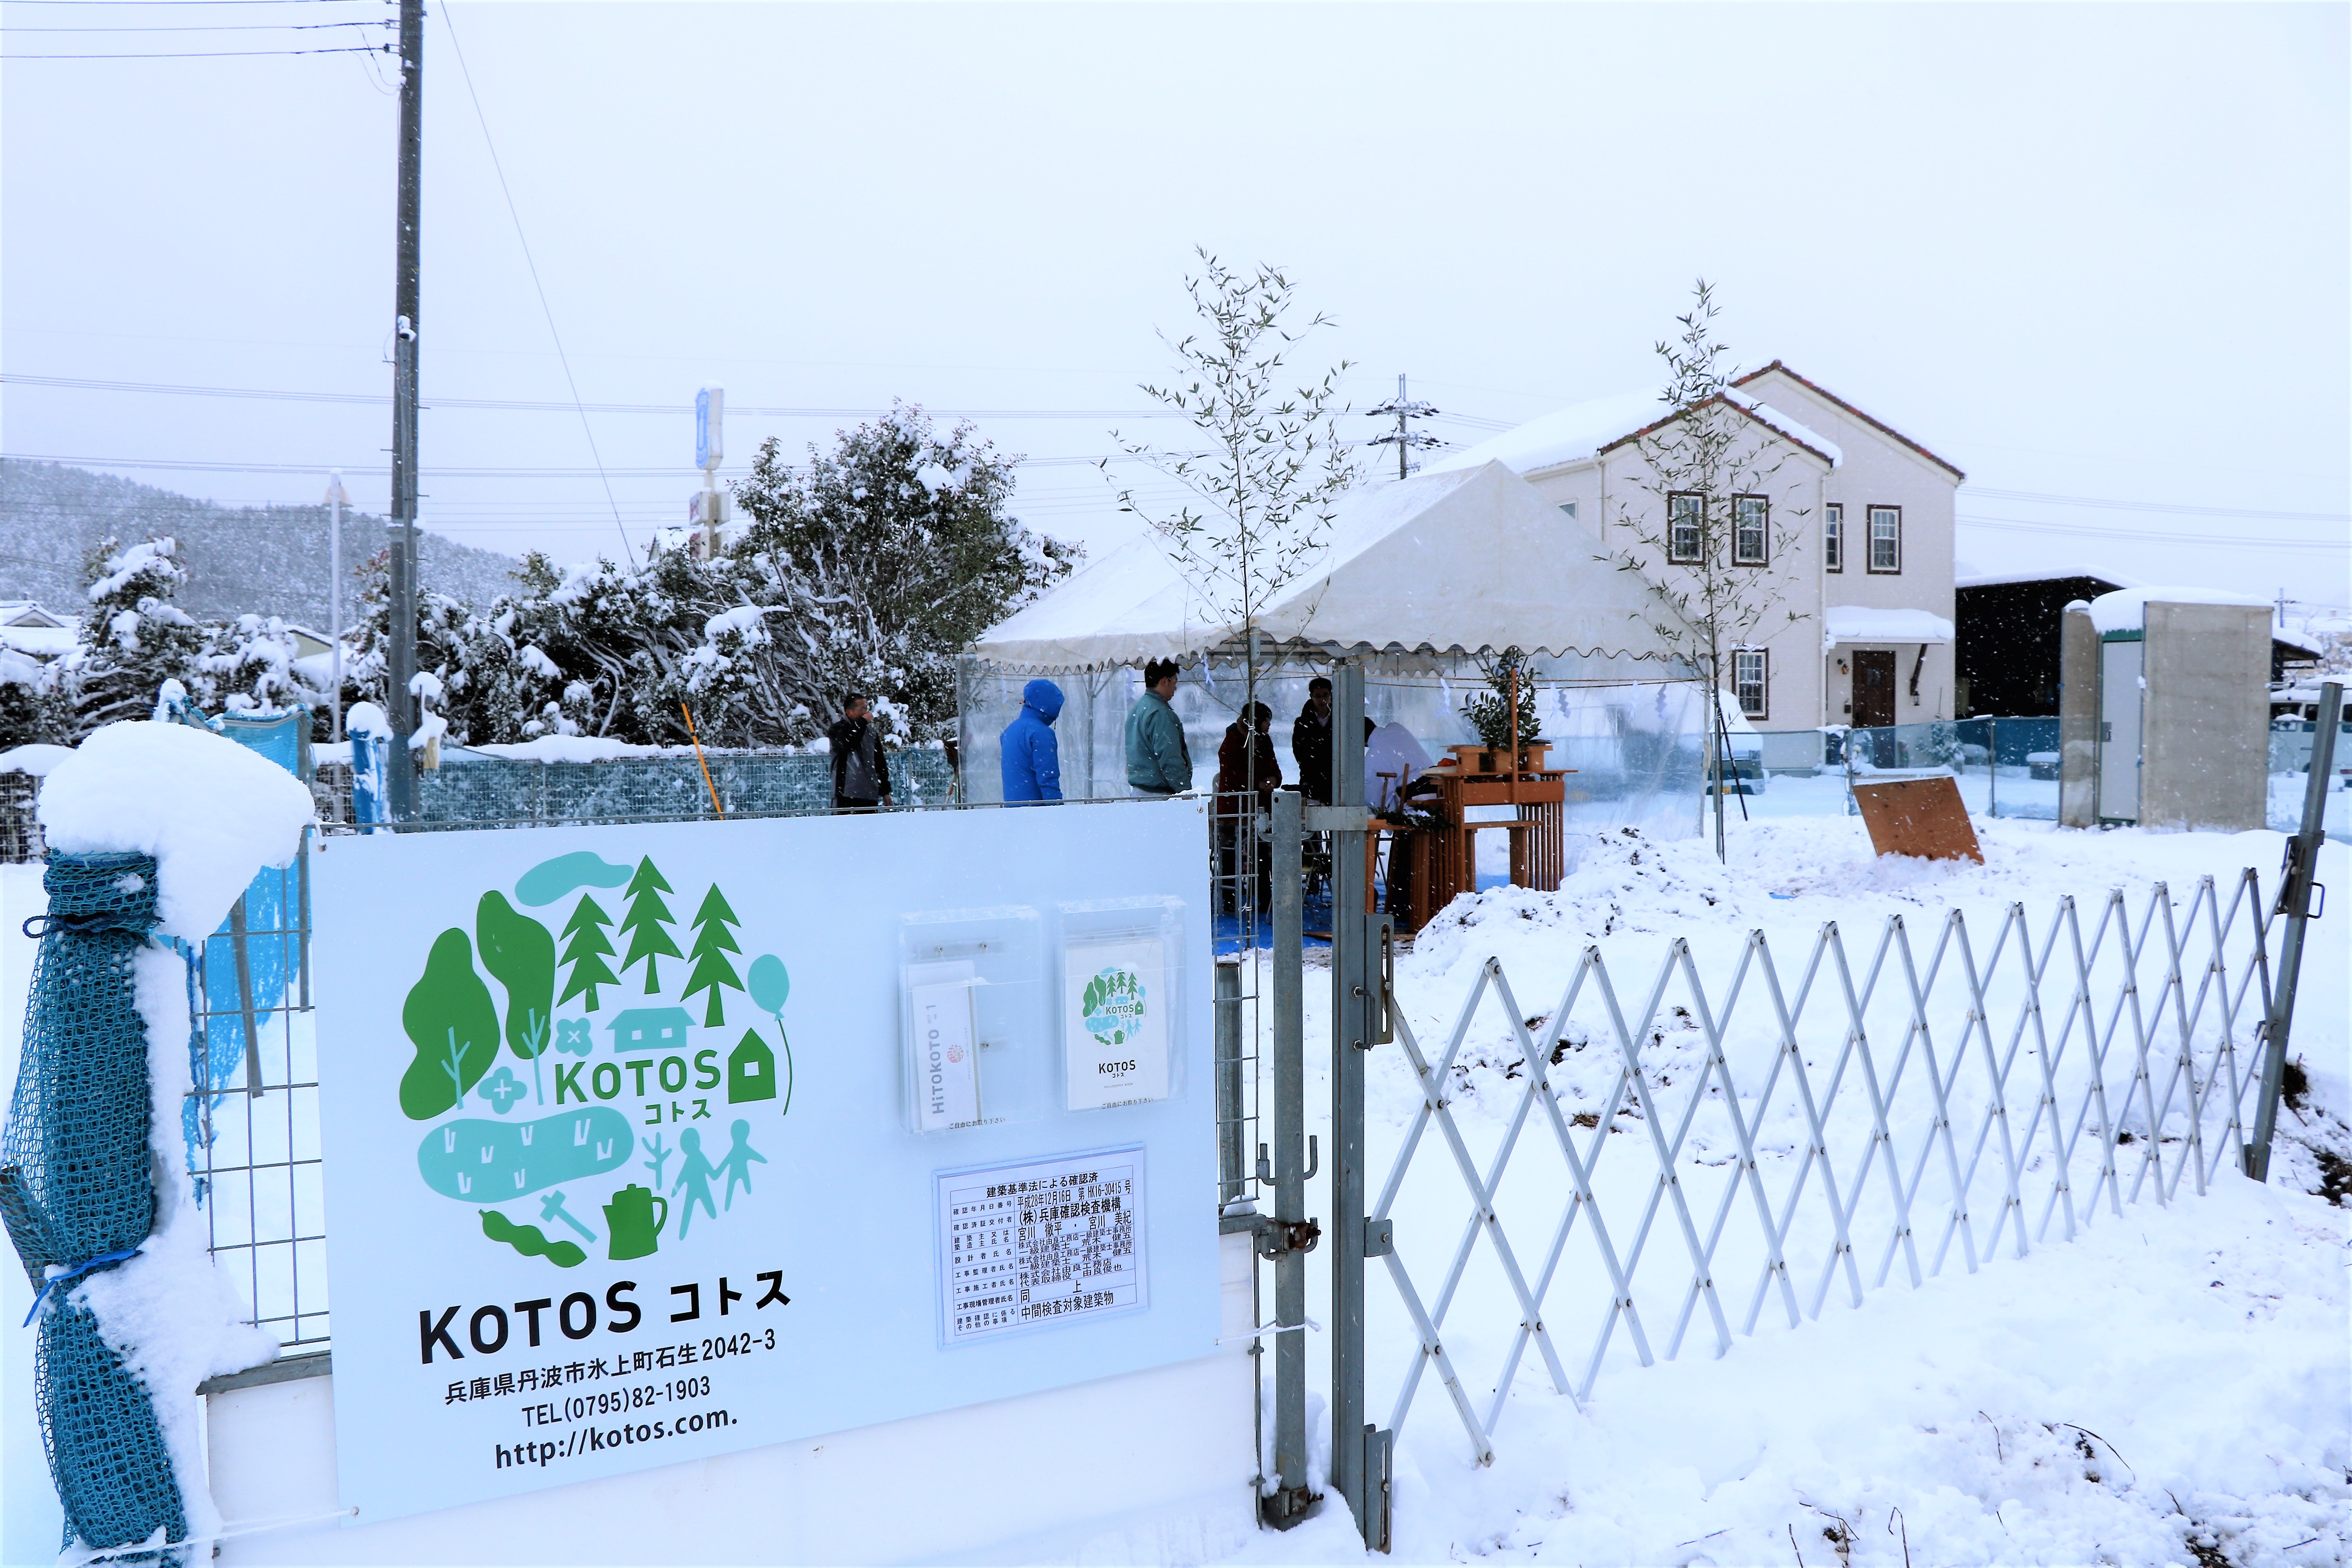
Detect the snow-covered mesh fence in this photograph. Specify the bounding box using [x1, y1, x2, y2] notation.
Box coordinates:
[3, 852, 191, 1558]
[1372, 869, 2279, 1465]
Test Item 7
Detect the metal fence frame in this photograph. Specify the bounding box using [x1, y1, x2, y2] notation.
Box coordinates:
[1367, 867, 2279, 1468]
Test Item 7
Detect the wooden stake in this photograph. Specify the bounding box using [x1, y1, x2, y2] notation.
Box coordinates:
[680, 702, 723, 817]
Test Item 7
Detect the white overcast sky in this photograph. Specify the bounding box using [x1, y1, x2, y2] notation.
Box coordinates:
[4, 2, 2347, 604]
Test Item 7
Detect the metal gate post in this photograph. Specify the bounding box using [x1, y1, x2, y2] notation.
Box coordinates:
[1258, 788, 1316, 1528]
[1325, 661, 1393, 1551]
[2248, 677, 2340, 1181]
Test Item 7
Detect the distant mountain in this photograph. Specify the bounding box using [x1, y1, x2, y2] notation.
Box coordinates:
[0, 459, 521, 626]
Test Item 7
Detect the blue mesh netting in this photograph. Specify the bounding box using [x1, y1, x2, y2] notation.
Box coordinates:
[183, 713, 306, 1179]
[2, 852, 190, 1559]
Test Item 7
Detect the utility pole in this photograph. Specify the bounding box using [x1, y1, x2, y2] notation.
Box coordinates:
[325, 472, 350, 744]
[385, 0, 424, 820]
[1364, 374, 1442, 482]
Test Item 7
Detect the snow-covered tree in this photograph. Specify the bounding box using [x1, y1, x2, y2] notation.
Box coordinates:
[732, 403, 1075, 739]
[62, 536, 206, 731]
[1108, 250, 1359, 694]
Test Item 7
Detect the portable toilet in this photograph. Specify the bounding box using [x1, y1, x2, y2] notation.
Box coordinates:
[2061, 589, 2271, 830]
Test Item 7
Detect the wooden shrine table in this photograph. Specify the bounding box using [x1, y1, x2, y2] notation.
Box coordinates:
[1366, 744, 1572, 930]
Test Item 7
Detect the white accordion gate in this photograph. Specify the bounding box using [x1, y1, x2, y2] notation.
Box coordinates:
[1372, 870, 2280, 1463]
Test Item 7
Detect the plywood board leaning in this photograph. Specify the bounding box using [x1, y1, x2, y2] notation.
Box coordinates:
[1851, 776, 1984, 862]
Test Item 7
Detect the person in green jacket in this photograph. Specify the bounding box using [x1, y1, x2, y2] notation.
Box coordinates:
[1124, 657, 1192, 795]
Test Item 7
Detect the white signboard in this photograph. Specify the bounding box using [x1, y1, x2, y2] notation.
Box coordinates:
[938, 1147, 1143, 1344]
[310, 802, 1212, 1523]
[1064, 937, 1170, 1109]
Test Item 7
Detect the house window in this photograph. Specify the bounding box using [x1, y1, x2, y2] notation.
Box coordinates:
[1733, 649, 1768, 719]
[1733, 495, 1768, 565]
[1824, 504, 1843, 572]
[1868, 505, 1902, 573]
[1668, 492, 1703, 563]
[1557, 501, 1578, 521]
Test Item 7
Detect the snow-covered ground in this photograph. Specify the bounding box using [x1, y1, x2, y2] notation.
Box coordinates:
[5, 808, 2347, 1568]
[1242, 812, 2350, 1568]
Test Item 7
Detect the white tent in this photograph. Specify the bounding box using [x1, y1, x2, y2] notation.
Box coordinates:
[971, 461, 1695, 673]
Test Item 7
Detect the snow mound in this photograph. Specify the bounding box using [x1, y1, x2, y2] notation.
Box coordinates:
[0, 742, 75, 777]
[36, 720, 315, 940]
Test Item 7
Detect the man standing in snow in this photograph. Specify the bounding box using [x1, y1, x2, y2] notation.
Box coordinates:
[827, 694, 893, 812]
[999, 678, 1064, 804]
[1124, 658, 1191, 796]
[1292, 676, 1334, 804]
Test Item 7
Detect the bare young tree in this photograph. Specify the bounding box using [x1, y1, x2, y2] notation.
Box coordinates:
[1610, 280, 1812, 851]
[1107, 250, 1359, 701]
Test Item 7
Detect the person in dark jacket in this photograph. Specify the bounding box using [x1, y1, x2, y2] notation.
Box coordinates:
[1292, 676, 1334, 804]
[827, 694, 893, 811]
[999, 679, 1064, 804]
[1215, 701, 1280, 915]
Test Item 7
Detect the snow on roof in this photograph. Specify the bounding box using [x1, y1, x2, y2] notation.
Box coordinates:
[0, 622, 78, 659]
[1428, 388, 1840, 479]
[1955, 563, 2135, 592]
[2087, 586, 2273, 635]
[1423, 391, 1664, 477]
[1821, 604, 1956, 651]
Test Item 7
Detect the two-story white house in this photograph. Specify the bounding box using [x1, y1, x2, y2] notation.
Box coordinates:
[1428, 363, 1962, 731]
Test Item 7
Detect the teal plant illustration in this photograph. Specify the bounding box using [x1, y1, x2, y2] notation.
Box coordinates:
[477, 891, 558, 1104]
[746, 954, 794, 1116]
[475, 1064, 527, 1114]
[1082, 966, 1147, 1047]
[399, 928, 503, 1120]
[681, 884, 745, 1027]
[558, 895, 620, 1013]
[553, 1018, 593, 1056]
[481, 1209, 585, 1268]
[617, 858, 682, 995]
[417, 1108, 633, 1200]
[642, 1129, 673, 1190]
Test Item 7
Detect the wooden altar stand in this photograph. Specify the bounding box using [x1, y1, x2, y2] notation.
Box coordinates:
[1367, 740, 1571, 931]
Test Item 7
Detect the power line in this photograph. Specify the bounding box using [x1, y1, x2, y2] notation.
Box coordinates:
[1957, 514, 2350, 550]
[2, 19, 389, 28]
[1964, 486, 2348, 523]
[436, 1, 632, 568]
[0, 372, 1191, 418]
[2, 42, 383, 55]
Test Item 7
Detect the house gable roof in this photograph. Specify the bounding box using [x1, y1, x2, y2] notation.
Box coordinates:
[1733, 361, 1965, 483]
[1593, 390, 1842, 472]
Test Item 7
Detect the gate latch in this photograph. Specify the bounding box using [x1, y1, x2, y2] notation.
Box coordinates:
[1256, 1217, 1322, 1261]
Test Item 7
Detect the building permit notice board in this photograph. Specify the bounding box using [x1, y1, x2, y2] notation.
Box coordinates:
[310, 800, 1215, 1523]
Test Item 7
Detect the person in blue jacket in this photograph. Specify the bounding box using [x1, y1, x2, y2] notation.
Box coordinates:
[999, 678, 1065, 803]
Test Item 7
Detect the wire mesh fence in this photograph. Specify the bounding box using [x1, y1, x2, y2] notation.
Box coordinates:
[183, 854, 328, 1352]
[1370, 868, 2279, 1464]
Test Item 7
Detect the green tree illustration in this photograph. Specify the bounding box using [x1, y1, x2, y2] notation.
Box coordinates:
[680, 884, 746, 1027]
[399, 928, 502, 1119]
[558, 894, 621, 1013]
[617, 857, 682, 996]
[478, 891, 557, 1103]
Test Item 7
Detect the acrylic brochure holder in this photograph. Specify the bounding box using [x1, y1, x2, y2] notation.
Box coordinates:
[1056, 897, 1187, 1112]
[898, 906, 1044, 1132]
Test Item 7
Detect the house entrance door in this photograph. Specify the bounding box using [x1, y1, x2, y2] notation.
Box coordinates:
[1853, 650, 1897, 729]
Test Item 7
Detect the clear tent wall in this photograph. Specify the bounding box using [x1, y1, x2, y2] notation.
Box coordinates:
[958, 648, 1708, 856]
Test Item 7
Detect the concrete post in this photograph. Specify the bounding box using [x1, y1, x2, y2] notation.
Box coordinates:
[2058, 601, 2098, 828]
